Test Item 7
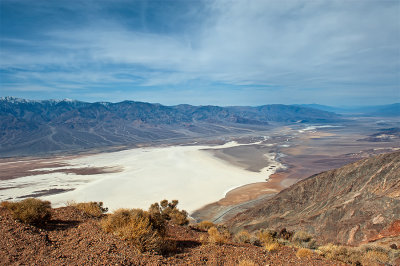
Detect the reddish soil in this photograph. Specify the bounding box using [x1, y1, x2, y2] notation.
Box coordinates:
[368, 220, 400, 243]
[0, 207, 344, 265]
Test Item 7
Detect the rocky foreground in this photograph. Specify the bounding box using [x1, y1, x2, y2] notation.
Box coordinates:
[0, 206, 341, 265]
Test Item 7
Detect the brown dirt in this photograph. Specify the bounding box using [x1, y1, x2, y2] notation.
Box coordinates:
[0, 206, 345, 265]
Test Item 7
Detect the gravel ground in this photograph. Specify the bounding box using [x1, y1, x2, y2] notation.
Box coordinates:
[0, 206, 345, 265]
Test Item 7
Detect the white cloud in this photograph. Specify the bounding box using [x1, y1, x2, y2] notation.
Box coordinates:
[1, 0, 399, 104]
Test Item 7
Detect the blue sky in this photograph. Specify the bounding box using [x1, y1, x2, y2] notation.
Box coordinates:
[0, 0, 399, 106]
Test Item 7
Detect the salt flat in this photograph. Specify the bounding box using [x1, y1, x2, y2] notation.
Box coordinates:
[3, 142, 277, 213]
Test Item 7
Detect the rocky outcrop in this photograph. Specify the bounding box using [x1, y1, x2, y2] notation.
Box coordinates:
[227, 151, 400, 246]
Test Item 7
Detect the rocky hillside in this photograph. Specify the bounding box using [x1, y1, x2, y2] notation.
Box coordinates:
[0, 97, 342, 157]
[227, 151, 400, 246]
[0, 206, 341, 265]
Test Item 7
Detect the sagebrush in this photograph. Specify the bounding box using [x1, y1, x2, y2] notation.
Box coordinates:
[1, 198, 51, 225]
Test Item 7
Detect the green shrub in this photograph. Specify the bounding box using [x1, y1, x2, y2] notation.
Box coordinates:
[101, 208, 166, 253]
[68, 201, 108, 217]
[1, 198, 51, 225]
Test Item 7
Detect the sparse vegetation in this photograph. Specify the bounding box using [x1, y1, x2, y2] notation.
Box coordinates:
[316, 243, 397, 265]
[256, 229, 277, 245]
[193, 220, 215, 231]
[149, 199, 189, 226]
[207, 226, 230, 245]
[278, 228, 293, 240]
[265, 242, 280, 253]
[101, 208, 166, 253]
[1, 198, 51, 225]
[234, 230, 251, 244]
[238, 259, 256, 266]
[292, 230, 316, 249]
[296, 248, 313, 258]
[68, 201, 108, 217]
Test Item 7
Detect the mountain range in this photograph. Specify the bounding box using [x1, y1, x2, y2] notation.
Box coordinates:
[298, 103, 400, 116]
[0, 97, 342, 157]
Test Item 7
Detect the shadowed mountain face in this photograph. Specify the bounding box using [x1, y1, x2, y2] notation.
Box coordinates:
[299, 103, 400, 116]
[227, 151, 400, 246]
[0, 97, 342, 157]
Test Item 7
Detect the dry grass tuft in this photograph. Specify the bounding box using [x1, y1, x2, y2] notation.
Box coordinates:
[296, 248, 313, 258]
[207, 226, 230, 245]
[68, 201, 108, 217]
[238, 259, 256, 266]
[1, 198, 51, 225]
[363, 250, 390, 265]
[234, 230, 251, 244]
[318, 243, 362, 265]
[318, 242, 399, 265]
[101, 208, 165, 253]
[193, 220, 215, 231]
[265, 242, 280, 253]
[292, 230, 316, 249]
[256, 229, 276, 245]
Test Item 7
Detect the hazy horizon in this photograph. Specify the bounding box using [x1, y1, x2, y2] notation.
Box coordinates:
[1, 0, 399, 106]
[1, 95, 400, 108]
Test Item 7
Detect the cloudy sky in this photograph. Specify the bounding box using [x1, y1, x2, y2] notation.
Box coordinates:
[0, 0, 399, 106]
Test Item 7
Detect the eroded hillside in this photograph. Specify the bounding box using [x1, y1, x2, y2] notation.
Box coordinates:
[227, 151, 400, 246]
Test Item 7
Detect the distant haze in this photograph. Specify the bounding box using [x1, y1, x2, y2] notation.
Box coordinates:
[1, 0, 399, 106]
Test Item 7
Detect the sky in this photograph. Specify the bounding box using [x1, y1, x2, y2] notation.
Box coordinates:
[0, 0, 399, 106]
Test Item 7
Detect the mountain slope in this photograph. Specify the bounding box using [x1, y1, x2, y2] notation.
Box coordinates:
[227, 151, 400, 246]
[299, 103, 400, 116]
[0, 97, 342, 157]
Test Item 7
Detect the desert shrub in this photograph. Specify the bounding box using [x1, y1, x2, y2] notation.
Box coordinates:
[249, 235, 262, 246]
[193, 220, 215, 231]
[278, 228, 293, 240]
[296, 248, 313, 258]
[234, 230, 251, 244]
[149, 199, 189, 226]
[238, 259, 255, 266]
[2, 198, 51, 225]
[207, 226, 230, 245]
[265, 242, 280, 253]
[199, 234, 208, 245]
[363, 250, 390, 265]
[68, 201, 108, 217]
[318, 243, 362, 265]
[101, 208, 166, 253]
[359, 244, 399, 265]
[292, 230, 317, 249]
[256, 229, 277, 245]
[292, 231, 312, 243]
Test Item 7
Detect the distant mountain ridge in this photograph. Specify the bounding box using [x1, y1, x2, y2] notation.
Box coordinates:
[298, 103, 400, 116]
[0, 97, 342, 157]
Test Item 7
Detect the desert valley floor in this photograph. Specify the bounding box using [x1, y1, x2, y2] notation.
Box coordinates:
[1, 117, 399, 221]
